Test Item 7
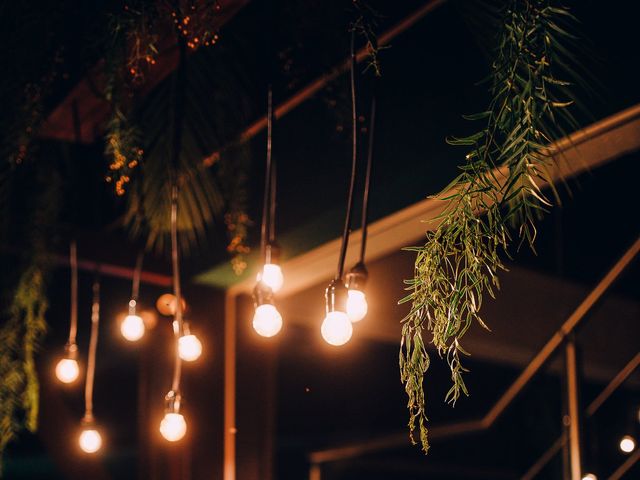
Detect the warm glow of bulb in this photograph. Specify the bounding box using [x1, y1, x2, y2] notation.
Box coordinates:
[160, 413, 187, 441]
[321, 311, 353, 346]
[178, 334, 202, 361]
[258, 264, 284, 293]
[121, 314, 145, 341]
[346, 289, 368, 322]
[79, 429, 102, 453]
[620, 435, 636, 453]
[582, 474, 597, 480]
[55, 358, 79, 383]
[253, 304, 283, 337]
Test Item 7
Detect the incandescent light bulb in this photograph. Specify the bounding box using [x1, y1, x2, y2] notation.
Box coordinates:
[121, 314, 145, 341]
[79, 428, 102, 453]
[56, 358, 79, 384]
[346, 289, 368, 322]
[160, 412, 187, 442]
[258, 263, 284, 293]
[178, 334, 202, 362]
[253, 304, 283, 337]
[620, 435, 636, 453]
[321, 311, 353, 346]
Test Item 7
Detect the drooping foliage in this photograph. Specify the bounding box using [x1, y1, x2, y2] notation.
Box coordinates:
[400, 0, 581, 453]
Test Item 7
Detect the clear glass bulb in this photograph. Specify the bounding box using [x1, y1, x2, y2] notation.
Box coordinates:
[321, 311, 353, 346]
[121, 314, 145, 342]
[160, 412, 187, 442]
[178, 334, 202, 362]
[79, 428, 102, 453]
[346, 289, 368, 322]
[258, 263, 284, 293]
[620, 435, 636, 453]
[253, 304, 283, 337]
[55, 358, 79, 384]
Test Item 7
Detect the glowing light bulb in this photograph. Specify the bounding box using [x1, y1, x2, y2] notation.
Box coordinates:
[160, 413, 187, 441]
[582, 474, 597, 480]
[55, 358, 79, 384]
[321, 311, 353, 346]
[258, 263, 284, 293]
[121, 314, 145, 341]
[253, 304, 283, 337]
[346, 289, 368, 322]
[79, 429, 102, 453]
[178, 334, 202, 361]
[619, 435, 636, 453]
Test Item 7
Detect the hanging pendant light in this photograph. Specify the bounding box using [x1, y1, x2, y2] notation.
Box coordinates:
[346, 82, 376, 323]
[321, 279, 352, 346]
[121, 252, 146, 342]
[253, 281, 283, 338]
[321, 30, 361, 346]
[56, 242, 80, 384]
[160, 389, 187, 442]
[78, 277, 103, 454]
[346, 262, 368, 322]
[253, 85, 284, 337]
[178, 321, 203, 362]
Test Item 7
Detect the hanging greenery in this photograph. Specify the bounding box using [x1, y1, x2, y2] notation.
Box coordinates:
[103, 1, 251, 264]
[0, 165, 60, 469]
[400, 0, 580, 453]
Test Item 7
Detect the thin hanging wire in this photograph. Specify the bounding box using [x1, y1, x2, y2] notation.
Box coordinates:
[359, 90, 376, 263]
[261, 86, 275, 263]
[68, 241, 78, 346]
[336, 29, 359, 280]
[170, 185, 184, 393]
[84, 276, 100, 421]
[129, 251, 144, 315]
[269, 159, 277, 244]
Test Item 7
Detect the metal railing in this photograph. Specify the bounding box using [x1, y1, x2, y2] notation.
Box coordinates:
[308, 236, 640, 479]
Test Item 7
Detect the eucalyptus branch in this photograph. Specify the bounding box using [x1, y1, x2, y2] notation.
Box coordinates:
[400, 0, 579, 453]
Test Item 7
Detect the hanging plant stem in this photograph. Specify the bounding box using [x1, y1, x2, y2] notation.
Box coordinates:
[399, 0, 580, 453]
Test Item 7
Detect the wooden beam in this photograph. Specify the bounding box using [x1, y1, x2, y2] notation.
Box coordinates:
[229, 102, 640, 300]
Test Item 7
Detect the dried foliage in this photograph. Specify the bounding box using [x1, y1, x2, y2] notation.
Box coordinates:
[400, 0, 580, 453]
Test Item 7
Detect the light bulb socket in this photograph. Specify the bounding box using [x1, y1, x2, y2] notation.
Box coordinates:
[164, 390, 183, 414]
[81, 413, 95, 427]
[264, 242, 281, 265]
[64, 342, 78, 360]
[325, 278, 348, 314]
[253, 281, 275, 307]
[345, 262, 368, 291]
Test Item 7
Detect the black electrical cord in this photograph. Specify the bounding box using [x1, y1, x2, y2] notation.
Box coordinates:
[359, 89, 376, 263]
[261, 86, 275, 263]
[336, 29, 359, 280]
[269, 159, 277, 244]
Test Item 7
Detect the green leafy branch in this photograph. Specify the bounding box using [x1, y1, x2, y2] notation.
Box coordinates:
[400, 0, 580, 453]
